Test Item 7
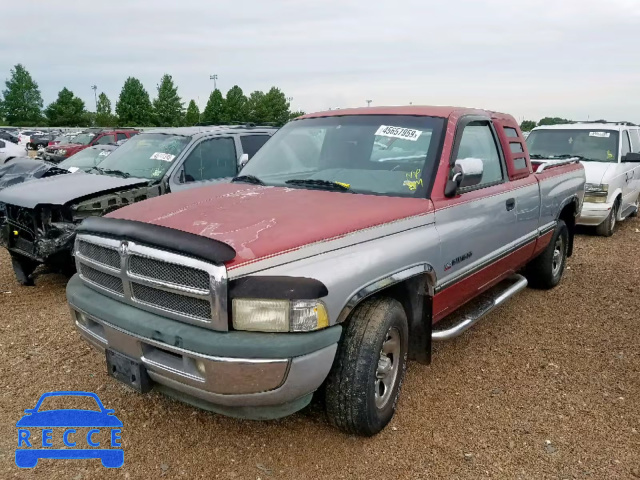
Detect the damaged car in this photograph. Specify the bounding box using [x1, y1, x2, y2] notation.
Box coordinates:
[0, 145, 118, 192]
[0, 125, 276, 285]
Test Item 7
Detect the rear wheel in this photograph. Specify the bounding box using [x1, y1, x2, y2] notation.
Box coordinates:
[325, 297, 408, 436]
[595, 200, 618, 237]
[629, 196, 639, 218]
[525, 220, 568, 289]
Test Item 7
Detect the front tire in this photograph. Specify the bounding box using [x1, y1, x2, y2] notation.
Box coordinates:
[325, 297, 408, 436]
[595, 200, 618, 236]
[525, 220, 568, 289]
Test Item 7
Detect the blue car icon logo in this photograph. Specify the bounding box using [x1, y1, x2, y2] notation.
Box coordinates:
[15, 391, 123, 468]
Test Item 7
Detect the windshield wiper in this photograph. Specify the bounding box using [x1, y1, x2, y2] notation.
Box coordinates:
[285, 179, 351, 192]
[531, 154, 596, 162]
[91, 167, 130, 178]
[231, 174, 265, 185]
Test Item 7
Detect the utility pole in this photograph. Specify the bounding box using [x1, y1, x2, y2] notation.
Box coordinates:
[366, 99, 372, 107]
[209, 74, 218, 91]
[91, 85, 98, 111]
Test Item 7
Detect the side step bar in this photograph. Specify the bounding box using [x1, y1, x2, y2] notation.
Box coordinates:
[432, 274, 528, 341]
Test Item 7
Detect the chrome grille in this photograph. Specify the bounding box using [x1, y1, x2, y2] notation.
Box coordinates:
[74, 234, 228, 331]
[129, 255, 210, 290]
[79, 264, 124, 295]
[78, 241, 120, 268]
[132, 283, 211, 319]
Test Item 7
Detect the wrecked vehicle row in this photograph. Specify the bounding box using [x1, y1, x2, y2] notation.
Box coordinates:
[0, 125, 276, 284]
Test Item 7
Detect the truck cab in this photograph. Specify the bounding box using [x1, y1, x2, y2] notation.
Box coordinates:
[527, 123, 640, 236]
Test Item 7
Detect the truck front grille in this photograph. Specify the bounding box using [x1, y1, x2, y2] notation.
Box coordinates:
[74, 234, 228, 331]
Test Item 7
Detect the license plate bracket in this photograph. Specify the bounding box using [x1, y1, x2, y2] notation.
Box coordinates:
[106, 349, 152, 393]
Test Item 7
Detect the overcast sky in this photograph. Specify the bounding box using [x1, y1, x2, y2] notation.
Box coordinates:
[2, 0, 640, 123]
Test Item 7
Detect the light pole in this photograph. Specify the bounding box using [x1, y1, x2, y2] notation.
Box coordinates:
[209, 74, 218, 90]
[91, 85, 98, 111]
[366, 99, 372, 107]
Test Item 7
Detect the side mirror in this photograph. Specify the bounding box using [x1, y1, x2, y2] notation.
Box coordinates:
[239, 153, 249, 169]
[622, 152, 640, 162]
[444, 157, 484, 197]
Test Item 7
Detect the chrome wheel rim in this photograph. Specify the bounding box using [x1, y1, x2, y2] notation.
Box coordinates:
[374, 327, 401, 409]
[552, 236, 564, 277]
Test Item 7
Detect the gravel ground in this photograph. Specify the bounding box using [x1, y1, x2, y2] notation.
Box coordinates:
[0, 218, 638, 479]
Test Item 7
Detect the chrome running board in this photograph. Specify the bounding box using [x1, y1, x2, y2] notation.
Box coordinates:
[432, 274, 528, 341]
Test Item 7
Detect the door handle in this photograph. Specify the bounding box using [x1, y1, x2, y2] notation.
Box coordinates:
[506, 198, 516, 211]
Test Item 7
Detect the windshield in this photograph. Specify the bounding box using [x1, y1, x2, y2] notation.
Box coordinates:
[527, 129, 619, 163]
[240, 115, 444, 197]
[58, 147, 112, 170]
[71, 133, 96, 145]
[94, 133, 191, 180]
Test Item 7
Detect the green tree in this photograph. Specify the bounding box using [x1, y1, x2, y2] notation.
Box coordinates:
[153, 74, 184, 126]
[185, 99, 200, 126]
[289, 110, 306, 120]
[115, 77, 153, 126]
[520, 120, 537, 131]
[44, 87, 86, 126]
[222, 85, 247, 123]
[201, 89, 225, 125]
[538, 117, 573, 126]
[262, 87, 291, 126]
[2, 64, 43, 125]
[246, 91, 269, 124]
[95, 92, 115, 127]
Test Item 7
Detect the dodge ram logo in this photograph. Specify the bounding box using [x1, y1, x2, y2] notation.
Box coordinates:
[118, 242, 129, 257]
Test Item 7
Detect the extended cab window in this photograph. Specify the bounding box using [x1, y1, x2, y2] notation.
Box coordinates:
[239, 115, 445, 197]
[527, 129, 619, 162]
[456, 124, 503, 187]
[182, 137, 237, 183]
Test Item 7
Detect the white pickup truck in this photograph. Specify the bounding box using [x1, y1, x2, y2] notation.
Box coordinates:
[527, 123, 640, 236]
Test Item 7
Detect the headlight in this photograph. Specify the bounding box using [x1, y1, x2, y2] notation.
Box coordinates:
[585, 183, 608, 194]
[57, 149, 66, 156]
[584, 183, 609, 203]
[232, 298, 329, 332]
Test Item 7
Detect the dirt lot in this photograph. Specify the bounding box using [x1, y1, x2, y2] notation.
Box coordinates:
[0, 219, 638, 479]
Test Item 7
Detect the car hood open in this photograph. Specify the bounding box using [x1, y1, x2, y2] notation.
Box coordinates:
[109, 183, 434, 269]
[0, 173, 148, 208]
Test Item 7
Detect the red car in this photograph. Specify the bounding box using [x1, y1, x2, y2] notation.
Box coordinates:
[43, 129, 138, 164]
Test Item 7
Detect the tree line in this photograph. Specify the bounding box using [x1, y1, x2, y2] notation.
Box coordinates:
[0, 64, 304, 128]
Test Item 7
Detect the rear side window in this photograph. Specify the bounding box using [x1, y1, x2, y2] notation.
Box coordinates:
[456, 124, 503, 187]
[240, 135, 270, 158]
[622, 131, 631, 156]
[116, 133, 128, 141]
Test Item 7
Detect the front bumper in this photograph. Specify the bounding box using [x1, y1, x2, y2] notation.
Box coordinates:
[576, 201, 613, 226]
[66, 275, 341, 419]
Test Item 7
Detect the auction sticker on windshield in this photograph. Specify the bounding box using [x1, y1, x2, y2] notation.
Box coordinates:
[375, 125, 423, 141]
[150, 152, 175, 162]
[98, 151, 110, 156]
[589, 132, 610, 138]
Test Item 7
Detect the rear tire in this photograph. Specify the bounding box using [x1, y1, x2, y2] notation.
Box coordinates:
[595, 200, 618, 236]
[325, 297, 408, 436]
[630, 197, 639, 218]
[525, 220, 568, 290]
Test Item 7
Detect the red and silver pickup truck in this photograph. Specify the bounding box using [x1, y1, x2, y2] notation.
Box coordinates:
[66, 106, 585, 435]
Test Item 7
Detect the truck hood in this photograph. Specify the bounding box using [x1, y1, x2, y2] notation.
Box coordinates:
[0, 173, 148, 208]
[581, 161, 615, 185]
[109, 183, 433, 270]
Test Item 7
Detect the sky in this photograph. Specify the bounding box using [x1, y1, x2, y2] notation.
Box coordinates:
[2, 0, 640, 123]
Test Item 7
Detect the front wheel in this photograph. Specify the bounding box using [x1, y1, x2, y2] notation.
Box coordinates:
[325, 297, 408, 436]
[595, 201, 618, 237]
[525, 220, 568, 289]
